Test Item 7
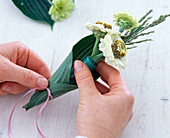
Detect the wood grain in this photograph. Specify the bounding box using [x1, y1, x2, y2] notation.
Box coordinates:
[0, 0, 170, 137]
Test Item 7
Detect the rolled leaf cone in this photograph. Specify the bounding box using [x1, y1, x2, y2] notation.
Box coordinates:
[23, 34, 100, 111]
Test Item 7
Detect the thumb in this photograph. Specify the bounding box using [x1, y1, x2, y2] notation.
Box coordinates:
[74, 60, 98, 99]
[7, 62, 48, 88]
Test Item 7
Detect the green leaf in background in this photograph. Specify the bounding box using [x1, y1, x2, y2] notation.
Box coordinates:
[23, 34, 99, 111]
[12, 0, 55, 28]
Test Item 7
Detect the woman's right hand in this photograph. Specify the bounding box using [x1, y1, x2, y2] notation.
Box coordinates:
[74, 60, 134, 138]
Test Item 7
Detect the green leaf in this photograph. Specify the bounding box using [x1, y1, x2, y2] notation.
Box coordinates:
[129, 31, 155, 41]
[12, 0, 55, 28]
[23, 34, 99, 111]
[49, 52, 73, 83]
[139, 9, 153, 23]
[123, 26, 144, 43]
[141, 16, 152, 26]
[127, 46, 137, 49]
[148, 14, 170, 28]
[126, 39, 153, 45]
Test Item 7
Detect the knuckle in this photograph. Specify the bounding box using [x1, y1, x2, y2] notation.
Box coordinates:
[126, 93, 135, 106]
[14, 42, 30, 62]
[23, 70, 35, 85]
[110, 82, 122, 89]
[0, 60, 9, 81]
[77, 74, 91, 84]
[14, 41, 28, 54]
[76, 69, 92, 85]
[14, 41, 28, 53]
[14, 41, 24, 48]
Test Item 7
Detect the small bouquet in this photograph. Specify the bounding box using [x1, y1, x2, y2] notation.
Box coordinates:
[23, 10, 170, 110]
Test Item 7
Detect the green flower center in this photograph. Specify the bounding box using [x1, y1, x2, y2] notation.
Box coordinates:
[111, 40, 127, 58]
[59, 6, 63, 10]
[118, 18, 132, 29]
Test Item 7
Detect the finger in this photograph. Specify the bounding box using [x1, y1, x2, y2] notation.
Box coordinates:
[95, 81, 109, 94]
[1, 82, 28, 95]
[0, 90, 9, 95]
[0, 42, 51, 79]
[100, 76, 108, 84]
[128, 112, 133, 123]
[96, 61, 126, 88]
[0, 83, 9, 95]
[74, 60, 99, 99]
[4, 61, 48, 89]
[22, 47, 52, 79]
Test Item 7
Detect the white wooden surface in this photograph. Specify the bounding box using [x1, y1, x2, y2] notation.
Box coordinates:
[0, 0, 170, 138]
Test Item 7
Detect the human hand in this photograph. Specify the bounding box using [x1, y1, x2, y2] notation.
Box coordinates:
[0, 41, 51, 95]
[74, 60, 134, 138]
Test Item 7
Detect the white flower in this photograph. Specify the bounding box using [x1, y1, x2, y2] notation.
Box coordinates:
[85, 22, 113, 38]
[85, 22, 110, 32]
[85, 22, 127, 69]
[99, 32, 128, 69]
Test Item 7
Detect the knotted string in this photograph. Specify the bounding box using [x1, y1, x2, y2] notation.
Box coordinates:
[8, 88, 53, 138]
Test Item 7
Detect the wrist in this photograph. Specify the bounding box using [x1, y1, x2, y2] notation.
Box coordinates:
[77, 125, 118, 138]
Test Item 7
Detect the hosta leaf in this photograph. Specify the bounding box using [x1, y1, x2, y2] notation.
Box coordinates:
[23, 34, 99, 111]
[12, 0, 54, 27]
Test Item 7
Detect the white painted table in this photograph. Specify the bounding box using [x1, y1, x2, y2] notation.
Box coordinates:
[0, 0, 170, 138]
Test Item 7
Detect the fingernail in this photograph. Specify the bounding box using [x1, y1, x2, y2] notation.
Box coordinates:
[37, 78, 48, 87]
[74, 60, 84, 72]
[2, 85, 12, 92]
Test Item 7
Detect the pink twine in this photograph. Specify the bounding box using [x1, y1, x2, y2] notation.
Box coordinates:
[8, 88, 53, 138]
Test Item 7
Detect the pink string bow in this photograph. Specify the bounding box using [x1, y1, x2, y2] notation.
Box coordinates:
[8, 88, 53, 138]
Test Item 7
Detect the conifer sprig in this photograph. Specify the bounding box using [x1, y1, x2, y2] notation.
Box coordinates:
[123, 10, 170, 49]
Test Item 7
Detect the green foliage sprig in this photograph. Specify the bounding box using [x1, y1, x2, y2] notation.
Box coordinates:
[122, 10, 170, 47]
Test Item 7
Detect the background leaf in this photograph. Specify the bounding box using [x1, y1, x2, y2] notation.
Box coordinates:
[23, 34, 99, 111]
[12, 0, 54, 27]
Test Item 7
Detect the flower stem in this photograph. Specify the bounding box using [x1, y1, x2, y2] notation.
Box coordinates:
[91, 38, 100, 58]
[47, 0, 53, 5]
[92, 53, 105, 63]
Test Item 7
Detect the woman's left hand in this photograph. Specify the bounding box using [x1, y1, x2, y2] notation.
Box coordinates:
[0, 41, 51, 95]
